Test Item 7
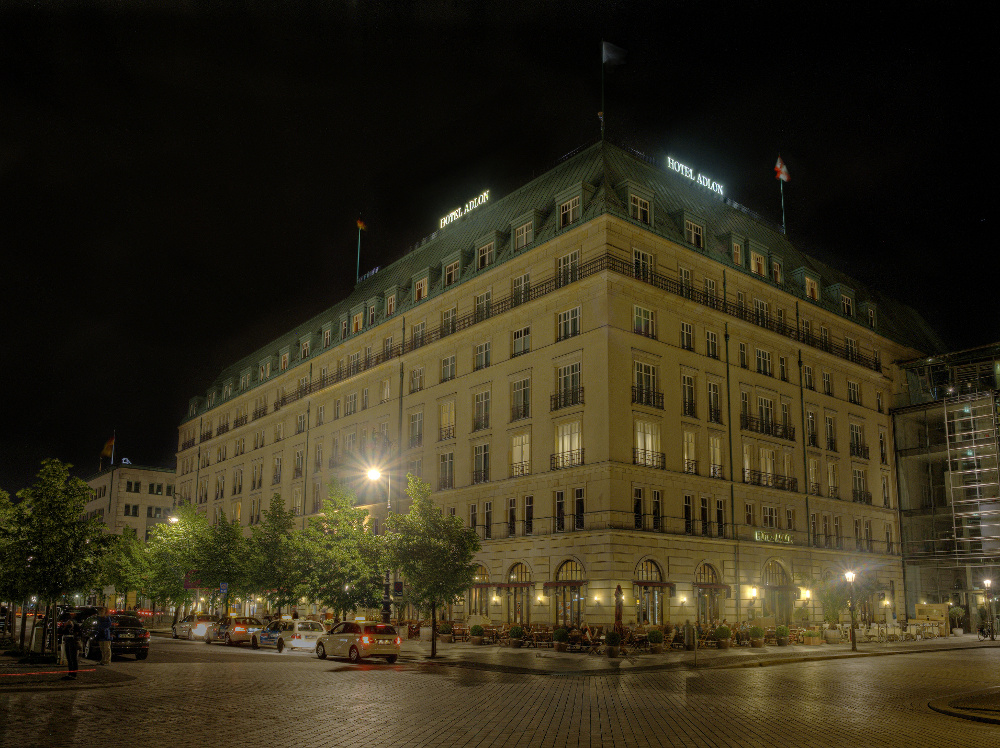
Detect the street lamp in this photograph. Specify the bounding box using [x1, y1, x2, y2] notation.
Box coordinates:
[985, 579, 994, 640]
[368, 467, 392, 625]
[845, 571, 857, 651]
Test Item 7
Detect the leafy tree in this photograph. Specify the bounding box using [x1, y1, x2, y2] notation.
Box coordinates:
[386, 475, 480, 657]
[145, 503, 207, 623]
[816, 579, 850, 626]
[98, 528, 149, 609]
[248, 494, 304, 614]
[301, 481, 383, 619]
[196, 515, 250, 614]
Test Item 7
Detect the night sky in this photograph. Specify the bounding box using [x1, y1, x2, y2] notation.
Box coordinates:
[1, 2, 991, 493]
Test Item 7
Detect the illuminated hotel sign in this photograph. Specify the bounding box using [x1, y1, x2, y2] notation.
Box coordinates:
[439, 190, 490, 229]
[666, 157, 724, 196]
[755, 531, 793, 544]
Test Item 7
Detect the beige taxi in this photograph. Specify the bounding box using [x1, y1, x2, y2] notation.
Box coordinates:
[316, 620, 401, 663]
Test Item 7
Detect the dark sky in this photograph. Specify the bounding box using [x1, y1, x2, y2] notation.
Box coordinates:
[1, 1, 991, 493]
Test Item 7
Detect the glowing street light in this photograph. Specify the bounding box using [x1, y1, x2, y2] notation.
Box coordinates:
[369, 466, 392, 625]
[844, 571, 857, 651]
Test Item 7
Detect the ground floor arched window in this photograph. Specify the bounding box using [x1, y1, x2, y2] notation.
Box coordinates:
[506, 562, 531, 625]
[695, 563, 722, 625]
[761, 560, 792, 625]
[634, 559, 665, 625]
[553, 560, 584, 628]
[469, 564, 490, 618]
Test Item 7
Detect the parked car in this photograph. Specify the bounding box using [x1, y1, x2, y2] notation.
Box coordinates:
[81, 614, 150, 660]
[205, 616, 263, 646]
[172, 613, 219, 640]
[251, 618, 326, 652]
[316, 620, 401, 663]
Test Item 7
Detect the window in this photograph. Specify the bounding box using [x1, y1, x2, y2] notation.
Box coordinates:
[525, 495, 534, 535]
[716, 498, 725, 536]
[683, 431, 696, 472]
[820, 326, 829, 347]
[745, 502, 755, 526]
[771, 261, 782, 284]
[763, 506, 777, 529]
[340, 320, 349, 340]
[512, 326, 531, 356]
[848, 381, 861, 405]
[868, 308, 876, 329]
[845, 337, 858, 361]
[786, 508, 794, 531]
[685, 494, 694, 534]
[477, 242, 494, 269]
[557, 250, 579, 287]
[634, 305, 655, 338]
[732, 242, 742, 265]
[469, 503, 478, 531]
[573, 488, 585, 530]
[756, 348, 772, 376]
[559, 196, 580, 227]
[704, 277, 717, 300]
[556, 362, 582, 408]
[823, 371, 832, 395]
[633, 248, 654, 279]
[630, 194, 650, 224]
[684, 220, 703, 248]
[634, 420, 661, 467]
[348, 351, 360, 375]
[352, 312, 363, 333]
[474, 444, 490, 484]
[751, 251, 765, 276]
[439, 453, 454, 489]
[556, 421, 582, 463]
[708, 382, 721, 423]
[296, 413, 307, 434]
[512, 378, 530, 421]
[381, 380, 390, 403]
[680, 322, 694, 351]
[345, 393, 357, 415]
[367, 305, 375, 326]
[514, 221, 533, 249]
[441, 355, 456, 382]
[414, 278, 428, 301]
[806, 277, 819, 300]
[753, 297, 769, 326]
[739, 342, 748, 368]
[758, 396, 774, 426]
[411, 321, 425, 348]
[409, 412, 423, 448]
[512, 273, 530, 305]
[386, 294, 396, 316]
[474, 341, 491, 370]
[439, 401, 456, 440]
[841, 294, 854, 317]
[558, 307, 581, 341]
[678, 266, 692, 290]
[410, 367, 424, 393]
[681, 374, 696, 417]
[474, 391, 491, 431]
[280, 352, 289, 371]
[826, 415, 836, 450]
[828, 462, 839, 496]
[511, 433, 530, 476]
[706, 330, 718, 359]
[442, 307, 457, 335]
[475, 291, 492, 322]
[804, 365, 814, 390]
[779, 356, 788, 382]
[444, 261, 459, 286]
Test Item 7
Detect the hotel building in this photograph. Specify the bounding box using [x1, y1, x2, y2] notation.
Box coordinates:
[176, 141, 942, 628]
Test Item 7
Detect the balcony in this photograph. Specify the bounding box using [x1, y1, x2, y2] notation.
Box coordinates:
[632, 386, 664, 409]
[683, 459, 698, 475]
[252, 406, 267, 420]
[743, 469, 798, 492]
[200, 431, 213, 443]
[852, 489, 873, 505]
[551, 386, 584, 411]
[829, 486, 840, 500]
[808, 433, 819, 448]
[510, 404, 530, 422]
[472, 415, 490, 432]
[740, 413, 795, 441]
[439, 425, 456, 441]
[472, 469, 490, 485]
[409, 434, 423, 449]
[551, 450, 584, 470]
[682, 400, 697, 418]
[850, 442, 870, 459]
[216, 423, 230, 437]
[809, 482, 822, 496]
[710, 463, 724, 479]
[181, 438, 195, 450]
[633, 449, 665, 469]
[272, 474, 281, 485]
[293, 466, 303, 479]
[633, 324, 656, 340]
[509, 461, 530, 478]
[233, 414, 248, 428]
[827, 437, 837, 452]
[708, 407, 723, 424]
[439, 474, 454, 490]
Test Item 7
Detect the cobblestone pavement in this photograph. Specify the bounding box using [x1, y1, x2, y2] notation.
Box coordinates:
[3, 637, 1000, 746]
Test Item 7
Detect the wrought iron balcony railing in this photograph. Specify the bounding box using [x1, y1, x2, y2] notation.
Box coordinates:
[632, 386, 664, 409]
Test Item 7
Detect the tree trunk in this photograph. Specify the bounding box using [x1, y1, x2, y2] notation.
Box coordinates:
[430, 602, 437, 658]
[18, 598, 28, 652]
[26, 600, 41, 654]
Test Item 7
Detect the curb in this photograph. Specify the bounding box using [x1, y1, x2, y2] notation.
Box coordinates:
[713, 643, 999, 669]
[928, 687, 1000, 725]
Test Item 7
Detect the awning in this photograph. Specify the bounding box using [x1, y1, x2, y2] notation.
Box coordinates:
[543, 580, 588, 588]
[632, 581, 676, 588]
[693, 582, 731, 591]
[494, 582, 533, 589]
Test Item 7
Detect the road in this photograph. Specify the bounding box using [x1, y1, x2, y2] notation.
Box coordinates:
[2, 635, 998, 746]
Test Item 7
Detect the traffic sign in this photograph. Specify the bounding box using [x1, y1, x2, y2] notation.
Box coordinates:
[220, 583, 228, 593]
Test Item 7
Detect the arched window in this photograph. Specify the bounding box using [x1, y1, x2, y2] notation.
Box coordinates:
[469, 564, 490, 617]
[694, 563, 721, 625]
[554, 560, 584, 627]
[506, 563, 531, 625]
[761, 560, 792, 625]
[635, 560, 664, 625]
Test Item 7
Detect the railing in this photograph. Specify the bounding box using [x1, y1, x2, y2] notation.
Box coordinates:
[682, 399, 697, 418]
[200, 431, 212, 443]
[551, 450, 585, 470]
[633, 324, 656, 340]
[510, 404, 530, 421]
[472, 469, 489, 485]
[409, 434, 423, 449]
[710, 463, 724, 479]
[829, 486, 840, 499]
[852, 489, 873, 504]
[439, 475, 454, 490]
[181, 438, 195, 450]
[827, 438, 837, 452]
[216, 423, 230, 436]
[708, 407, 722, 424]
[551, 386, 584, 411]
[509, 461, 530, 478]
[272, 474, 281, 485]
[740, 413, 795, 441]
[439, 425, 455, 441]
[850, 442, 870, 459]
[632, 386, 664, 409]
[808, 433, 819, 448]
[252, 406, 267, 420]
[633, 449, 665, 469]
[233, 414, 248, 428]
[293, 467, 303, 479]
[683, 459, 698, 475]
[810, 482, 822, 496]
[473, 415, 490, 431]
[743, 469, 798, 492]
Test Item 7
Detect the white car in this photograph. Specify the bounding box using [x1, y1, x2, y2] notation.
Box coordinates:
[252, 619, 326, 652]
[172, 613, 218, 640]
[316, 620, 401, 664]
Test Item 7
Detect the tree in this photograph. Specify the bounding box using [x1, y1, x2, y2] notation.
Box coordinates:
[816, 578, 850, 627]
[386, 475, 480, 657]
[196, 515, 250, 614]
[145, 503, 207, 623]
[300, 481, 383, 619]
[248, 494, 304, 614]
[98, 528, 149, 610]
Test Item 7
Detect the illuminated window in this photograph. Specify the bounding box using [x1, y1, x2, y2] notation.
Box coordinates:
[386, 294, 396, 316]
[559, 196, 580, 227]
[750, 251, 766, 276]
[514, 221, 533, 249]
[805, 277, 819, 300]
[300, 341, 309, 359]
[684, 220, 704, 248]
[414, 277, 428, 302]
[841, 294, 854, 316]
[352, 312, 363, 333]
[323, 329, 331, 348]
[630, 195, 650, 224]
[280, 353, 289, 371]
[444, 261, 459, 286]
[477, 242, 494, 269]
[732, 242, 742, 265]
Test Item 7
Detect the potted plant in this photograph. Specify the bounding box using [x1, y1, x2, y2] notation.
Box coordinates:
[646, 628, 664, 653]
[605, 630, 621, 657]
[823, 622, 842, 644]
[470, 624, 484, 645]
[553, 628, 569, 652]
[949, 606, 965, 635]
[749, 625, 765, 648]
[715, 625, 731, 649]
[775, 625, 789, 646]
[438, 623, 453, 643]
[509, 625, 525, 648]
[803, 629, 821, 646]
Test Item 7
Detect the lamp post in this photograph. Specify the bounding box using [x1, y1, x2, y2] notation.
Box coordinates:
[368, 467, 392, 625]
[845, 571, 857, 651]
[985, 579, 994, 640]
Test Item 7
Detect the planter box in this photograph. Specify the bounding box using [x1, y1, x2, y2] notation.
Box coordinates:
[717, 639, 731, 650]
[776, 636, 789, 646]
[511, 639, 523, 648]
[469, 636, 483, 645]
[606, 646, 620, 658]
[554, 641, 567, 652]
[649, 644, 663, 654]
[952, 628, 963, 636]
[750, 638, 764, 648]
[823, 629, 841, 644]
[439, 634, 453, 643]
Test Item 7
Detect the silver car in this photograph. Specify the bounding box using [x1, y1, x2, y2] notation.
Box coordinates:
[172, 613, 219, 640]
[316, 620, 400, 663]
[252, 618, 326, 652]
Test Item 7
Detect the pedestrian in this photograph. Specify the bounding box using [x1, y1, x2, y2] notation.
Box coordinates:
[59, 613, 81, 680]
[292, 609, 299, 620]
[96, 610, 113, 665]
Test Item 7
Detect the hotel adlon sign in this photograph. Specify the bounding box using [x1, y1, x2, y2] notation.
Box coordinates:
[666, 156, 724, 196]
[755, 531, 793, 545]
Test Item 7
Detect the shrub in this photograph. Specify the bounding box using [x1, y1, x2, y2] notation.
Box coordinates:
[749, 626, 765, 639]
[646, 629, 664, 644]
[438, 623, 452, 635]
[775, 625, 789, 638]
[715, 625, 731, 640]
[470, 624, 484, 637]
[605, 631, 622, 646]
[804, 629, 820, 638]
[949, 606, 965, 621]
[553, 628, 569, 642]
[509, 626, 524, 639]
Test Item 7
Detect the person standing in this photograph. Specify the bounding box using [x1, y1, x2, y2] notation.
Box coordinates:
[59, 613, 81, 680]
[96, 610, 113, 665]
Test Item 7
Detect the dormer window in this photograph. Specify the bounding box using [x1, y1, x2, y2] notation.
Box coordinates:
[751, 251, 766, 276]
[868, 308, 876, 329]
[368, 304, 376, 326]
[352, 312, 363, 333]
[515, 221, 533, 250]
[732, 242, 743, 265]
[259, 362, 270, 380]
[771, 261, 782, 284]
[841, 294, 854, 317]
[684, 220, 704, 248]
[805, 277, 819, 301]
[630, 195, 650, 225]
[341, 320, 349, 339]
[300, 341, 310, 359]
[280, 352, 289, 371]
[559, 196, 580, 228]
[323, 328, 332, 348]
[386, 294, 396, 316]
[477, 242, 494, 269]
[444, 261, 459, 286]
[414, 277, 428, 302]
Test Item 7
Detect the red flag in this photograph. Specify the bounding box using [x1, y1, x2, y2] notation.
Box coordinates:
[100, 436, 115, 458]
[774, 156, 790, 182]
[356, 219, 367, 231]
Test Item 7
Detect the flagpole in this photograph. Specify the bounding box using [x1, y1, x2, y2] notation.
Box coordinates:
[780, 179, 786, 235]
[356, 224, 361, 284]
[600, 40, 605, 140]
[111, 429, 116, 466]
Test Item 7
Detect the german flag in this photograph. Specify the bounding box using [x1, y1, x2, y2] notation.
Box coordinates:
[357, 218, 367, 231]
[101, 436, 115, 458]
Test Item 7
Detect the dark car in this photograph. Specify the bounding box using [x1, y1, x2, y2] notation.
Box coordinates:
[81, 614, 150, 660]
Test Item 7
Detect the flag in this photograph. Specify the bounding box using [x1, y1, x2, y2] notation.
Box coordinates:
[602, 41, 626, 65]
[356, 218, 367, 231]
[774, 156, 790, 182]
[101, 436, 115, 458]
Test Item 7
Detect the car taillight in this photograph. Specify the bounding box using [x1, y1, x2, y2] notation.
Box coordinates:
[292, 634, 300, 640]
[395, 636, 402, 646]
[362, 635, 370, 645]
[143, 632, 150, 639]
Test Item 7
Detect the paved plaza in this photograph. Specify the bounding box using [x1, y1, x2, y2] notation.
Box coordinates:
[3, 635, 1000, 746]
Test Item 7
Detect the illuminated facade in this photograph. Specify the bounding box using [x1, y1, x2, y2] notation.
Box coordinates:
[177, 141, 941, 627]
[83, 464, 177, 541]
